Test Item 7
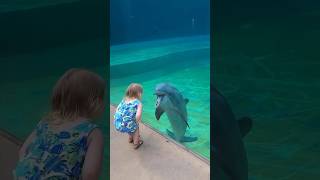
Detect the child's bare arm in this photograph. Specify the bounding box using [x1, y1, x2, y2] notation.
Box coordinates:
[82, 128, 104, 180]
[136, 103, 143, 122]
[19, 130, 36, 159]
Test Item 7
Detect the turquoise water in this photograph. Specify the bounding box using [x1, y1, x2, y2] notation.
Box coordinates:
[110, 36, 210, 159]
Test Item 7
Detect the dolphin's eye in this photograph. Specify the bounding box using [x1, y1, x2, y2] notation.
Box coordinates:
[157, 93, 165, 97]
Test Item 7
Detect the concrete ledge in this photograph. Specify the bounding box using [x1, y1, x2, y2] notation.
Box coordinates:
[110, 106, 210, 180]
[0, 129, 22, 180]
[142, 122, 210, 165]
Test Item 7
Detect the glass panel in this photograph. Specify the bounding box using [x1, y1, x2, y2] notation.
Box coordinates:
[110, 0, 210, 159]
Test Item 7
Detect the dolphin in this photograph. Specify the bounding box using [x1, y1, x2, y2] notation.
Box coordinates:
[212, 85, 252, 180]
[154, 83, 197, 142]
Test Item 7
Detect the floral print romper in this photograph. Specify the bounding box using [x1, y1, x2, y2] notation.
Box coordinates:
[13, 120, 98, 180]
[114, 99, 140, 134]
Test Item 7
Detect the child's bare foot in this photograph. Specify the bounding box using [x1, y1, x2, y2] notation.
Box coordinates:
[133, 140, 143, 149]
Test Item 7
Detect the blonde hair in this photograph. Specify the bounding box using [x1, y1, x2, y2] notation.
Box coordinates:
[125, 83, 143, 100]
[45, 68, 106, 123]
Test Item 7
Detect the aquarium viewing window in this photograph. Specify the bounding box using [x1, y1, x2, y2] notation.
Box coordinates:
[110, 0, 210, 160]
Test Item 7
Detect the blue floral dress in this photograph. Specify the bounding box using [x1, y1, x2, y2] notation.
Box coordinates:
[13, 120, 98, 180]
[114, 99, 140, 134]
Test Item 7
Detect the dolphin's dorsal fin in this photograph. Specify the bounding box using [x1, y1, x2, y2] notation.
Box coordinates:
[186, 121, 190, 128]
[184, 98, 189, 104]
[238, 117, 252, 138]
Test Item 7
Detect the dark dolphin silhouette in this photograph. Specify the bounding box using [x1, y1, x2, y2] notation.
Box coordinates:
[212, 85, 252, 180]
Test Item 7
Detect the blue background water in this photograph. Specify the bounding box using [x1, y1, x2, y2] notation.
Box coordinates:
[110, 0, 210, 44]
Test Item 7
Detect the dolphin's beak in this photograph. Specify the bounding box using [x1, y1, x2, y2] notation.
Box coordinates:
[155, 91, 165, 120]
[155, 107, 164, 120]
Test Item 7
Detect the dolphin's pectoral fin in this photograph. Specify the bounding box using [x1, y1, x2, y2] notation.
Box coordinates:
[238, 116, 253, 138]
[186, 120, 190, 128]
[184, 98, 189, 104]
[166, 129, 176, 139]
[171, 108, 190, 128]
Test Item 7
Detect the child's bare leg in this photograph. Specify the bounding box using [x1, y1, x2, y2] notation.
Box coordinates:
[128, 134, 133, 143]
[133, 126, 143, 149]
[133, 127, 140, 145]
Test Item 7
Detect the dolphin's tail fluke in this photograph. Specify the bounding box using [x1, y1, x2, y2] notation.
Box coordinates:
[181, 136, 198, 142]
